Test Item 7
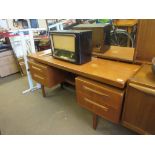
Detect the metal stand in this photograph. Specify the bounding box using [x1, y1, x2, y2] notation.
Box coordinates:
[9, 29, 47, 94]
[22, 83, 41, 94]
[10, 25, 63, 94]
[19, 30, 41, 94]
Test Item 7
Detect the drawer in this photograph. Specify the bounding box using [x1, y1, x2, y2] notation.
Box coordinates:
[76, 77, 124, 110]
[28, 61, 66, 87]
[32, 73, 46, 85]
[77, 92, 121, 123]
[29, 61, 49, 76]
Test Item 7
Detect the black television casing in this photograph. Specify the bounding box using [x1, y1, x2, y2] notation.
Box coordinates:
[50, 30, 92, 65]
[73, 23, 111, 52]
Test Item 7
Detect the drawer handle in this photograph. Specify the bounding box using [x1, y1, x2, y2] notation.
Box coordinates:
[129, 83, 155, 96]
[32, 66, 42, 72]
[34, 74, 44, 80]
[83, 86, 109, 97]
[84, 97, 109, 112]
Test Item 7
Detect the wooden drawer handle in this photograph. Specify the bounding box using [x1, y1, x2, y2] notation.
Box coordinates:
[84, 97, 109, 112]
[129, 83, 155, 96]
[83, 85, 109, 97]
[32, 66, 42, 72]
[34, 74, 44, 80]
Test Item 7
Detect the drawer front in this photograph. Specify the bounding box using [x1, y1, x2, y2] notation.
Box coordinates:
[77, 92, 121, 123]
[32, 73, 47, 85]
[29, 60, 66, 87]
[29, 61, 49, 76]
[29, 61, 49, 86]
[76, 77, 124, 110]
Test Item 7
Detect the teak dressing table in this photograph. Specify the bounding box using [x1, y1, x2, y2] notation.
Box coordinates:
[28, 50, 140, 129]
[28, 20, 155, 134]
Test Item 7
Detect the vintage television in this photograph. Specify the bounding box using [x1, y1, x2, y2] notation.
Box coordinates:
[73, 23, 111, 53]
[50, 30, 92, 64]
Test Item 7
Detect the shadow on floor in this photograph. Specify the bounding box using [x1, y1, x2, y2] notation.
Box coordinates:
[0, 73, 21, 86]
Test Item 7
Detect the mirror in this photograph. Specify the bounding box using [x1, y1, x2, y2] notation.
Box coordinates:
[102, 19, 155, 64]
[72, 19, 138, 63]
[91, 19, 138, 63]
[46, 19, 155, 64]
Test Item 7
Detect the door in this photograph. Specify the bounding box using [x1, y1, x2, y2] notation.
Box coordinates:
[122, 83, 155, 134]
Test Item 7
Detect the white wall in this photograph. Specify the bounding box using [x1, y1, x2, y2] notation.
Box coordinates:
[37, 19, 47, 29]
[7, 19, 17, 30]
[0, 19, 9, 29]
[3, 19, 47, 30]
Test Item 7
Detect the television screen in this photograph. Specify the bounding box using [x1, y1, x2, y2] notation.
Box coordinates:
[52, 34, 75, 52]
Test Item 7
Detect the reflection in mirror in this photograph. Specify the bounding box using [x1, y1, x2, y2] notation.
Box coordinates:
[93, 19, 138, 63]
[93, 46, 135, 63]
[111, 19, 138, 48]
[46, 19, 139, 63]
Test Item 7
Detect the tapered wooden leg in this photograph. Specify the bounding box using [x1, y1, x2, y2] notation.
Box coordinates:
[93, 113, 98, 130]
[41, 85, 46, 97]
[60, 82, 64, 89]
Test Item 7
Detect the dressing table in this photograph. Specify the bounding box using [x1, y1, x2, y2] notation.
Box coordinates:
[28, 19, 155, 133]
[28, 50, 140, 129]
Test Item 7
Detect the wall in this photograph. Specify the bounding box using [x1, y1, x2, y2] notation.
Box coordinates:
[37, 19, 47, 29]
[7, 19, 16, 30]
[0, 19, 9, 29]
[3, 19, 47, 30]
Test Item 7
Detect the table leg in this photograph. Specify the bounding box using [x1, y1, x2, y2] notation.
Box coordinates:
[41, 85, 46, 97]
[93, 113, 98, 129]
[60, 82, 64, 89]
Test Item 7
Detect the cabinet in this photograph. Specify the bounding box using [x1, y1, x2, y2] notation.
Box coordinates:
[28, 50, 141, 129]
[0, 50, 18, 77]
[76, 76, 124, 127]
[29, 60, 66, 88]
[134, 19, 155, 63]
[29, 60, 66, 96]
[122, 65, 155, 134]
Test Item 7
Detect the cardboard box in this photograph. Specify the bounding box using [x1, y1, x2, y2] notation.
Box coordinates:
[0, 63, 19, 77]
[0, 50, 19, 77]
[19, 61, 27, 75]
[17, 57, 27, 76]
[0, 55, 17, 66]
[0, 50, 13, 58]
